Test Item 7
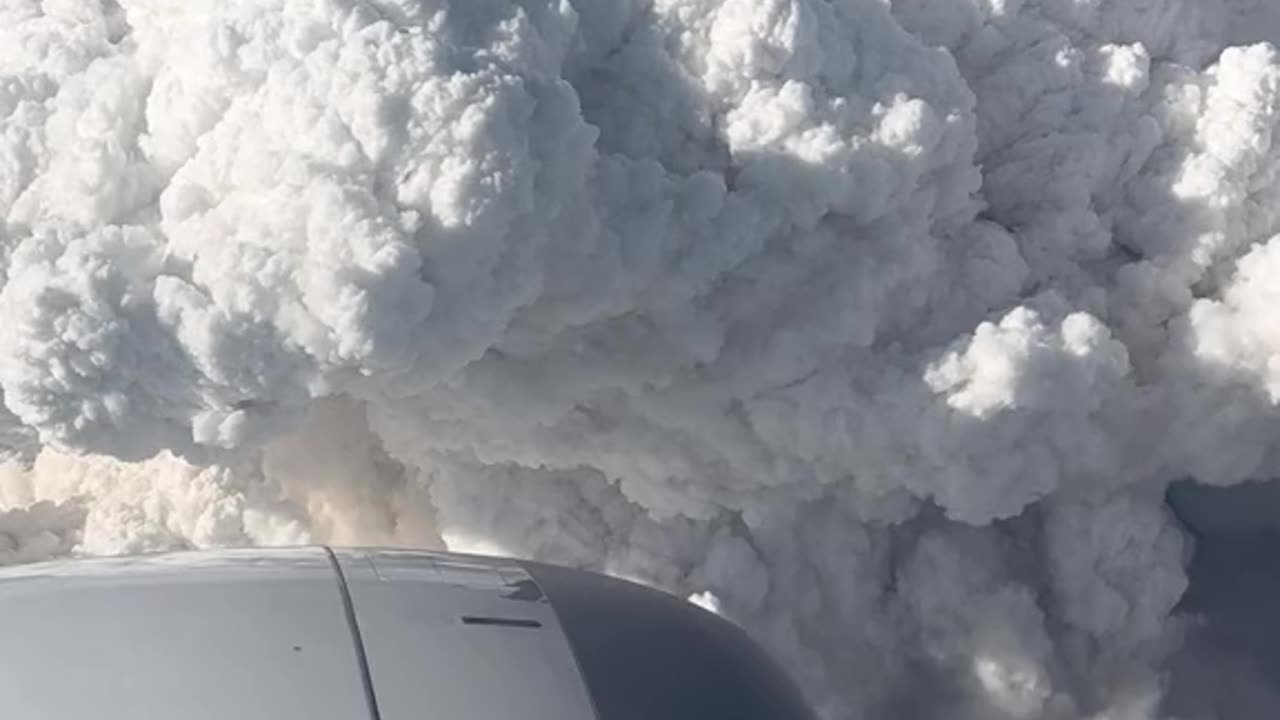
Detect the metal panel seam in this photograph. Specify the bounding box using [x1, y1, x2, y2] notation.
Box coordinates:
[323, 546, 383, 720]
[518, 561, 604, 720]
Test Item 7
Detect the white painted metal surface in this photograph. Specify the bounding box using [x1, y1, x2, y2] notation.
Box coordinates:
[336, 549, 599, 720]
[0, 547, 371, 719]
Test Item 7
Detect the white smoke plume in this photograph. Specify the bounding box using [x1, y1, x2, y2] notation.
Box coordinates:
[1, 0, 1280, 716]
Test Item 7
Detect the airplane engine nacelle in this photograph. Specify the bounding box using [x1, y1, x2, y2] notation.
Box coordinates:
[0, 547, 816, 720]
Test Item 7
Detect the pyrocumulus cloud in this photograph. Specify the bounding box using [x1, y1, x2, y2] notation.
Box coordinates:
[2, 0, 1280, 717]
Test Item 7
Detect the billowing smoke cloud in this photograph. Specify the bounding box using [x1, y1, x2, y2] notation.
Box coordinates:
[2, 0, 1280, 716]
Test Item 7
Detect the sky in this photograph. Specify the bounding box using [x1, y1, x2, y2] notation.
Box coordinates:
[2, 0, 1280, 717]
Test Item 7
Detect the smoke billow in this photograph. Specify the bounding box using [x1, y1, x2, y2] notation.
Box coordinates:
[2, 0, 1280, 716]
